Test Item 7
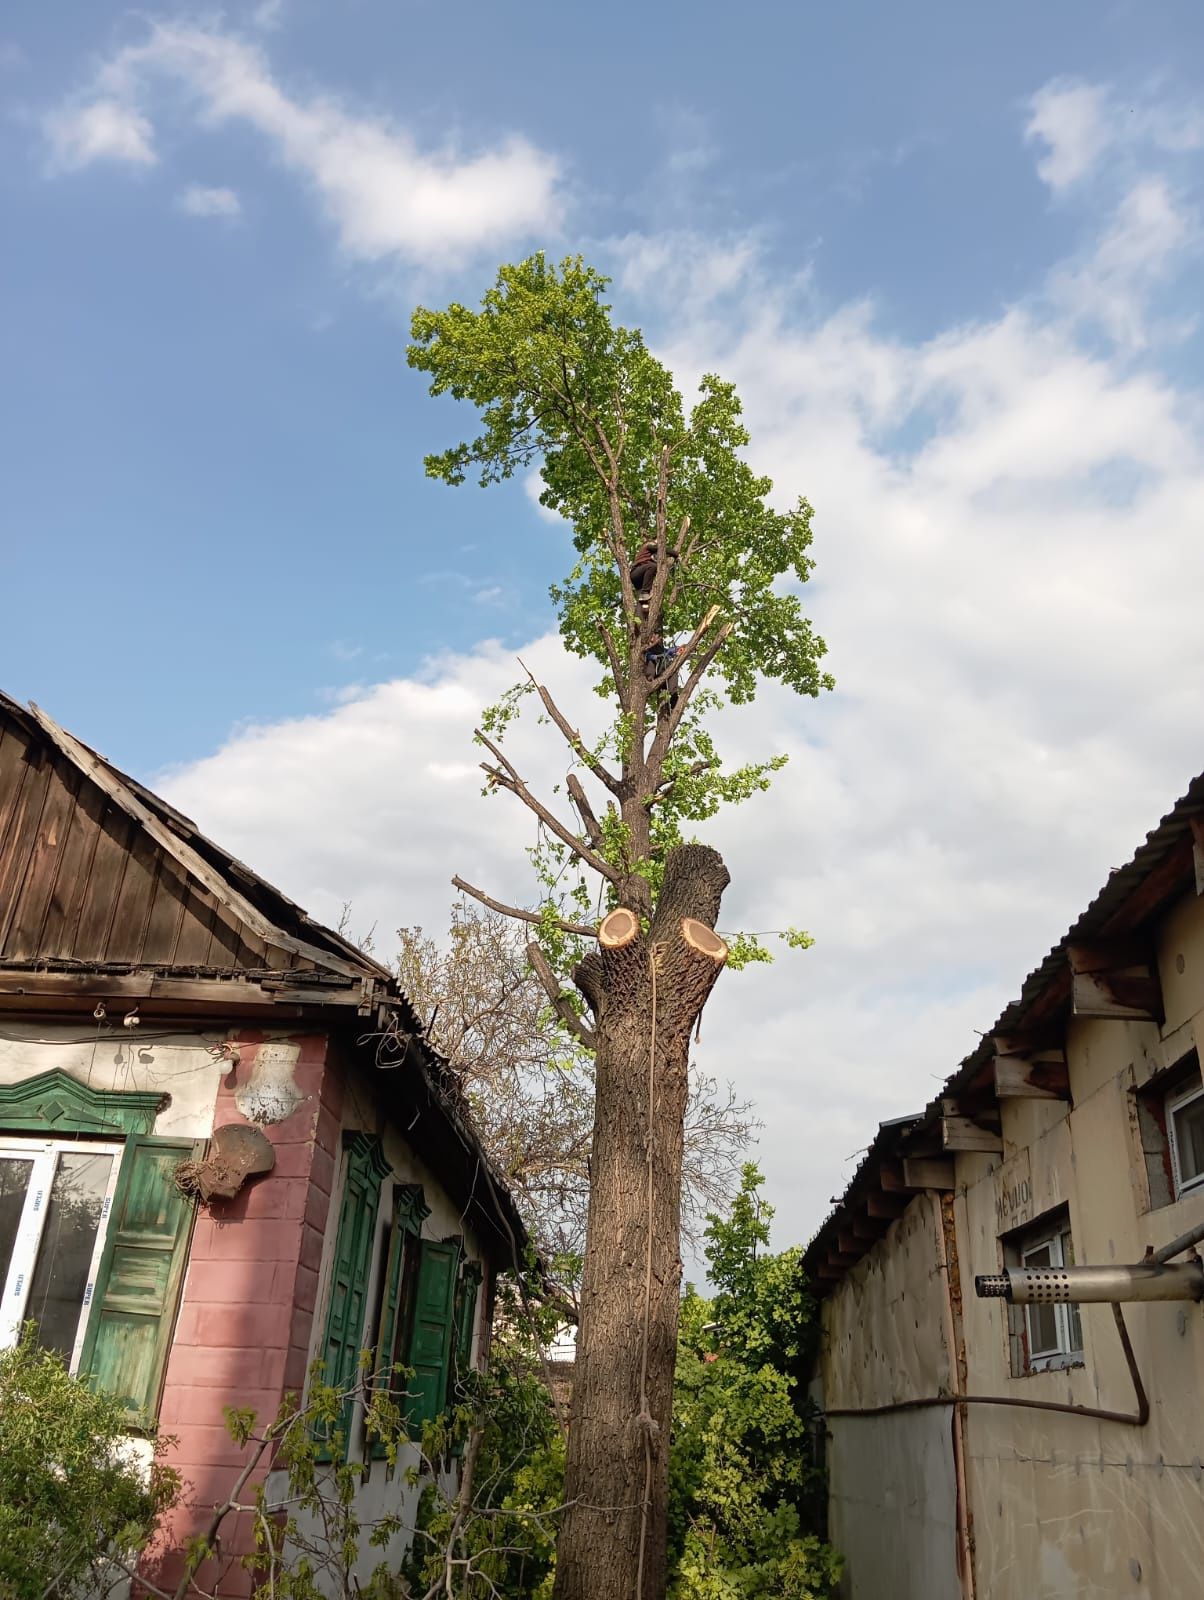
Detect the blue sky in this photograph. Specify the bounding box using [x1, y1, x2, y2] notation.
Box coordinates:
[4, 1, 1204, 1243]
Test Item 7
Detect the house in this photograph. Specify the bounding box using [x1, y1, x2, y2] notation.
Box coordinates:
[802, 772, 1204, 1600]
[0, 692, 527, 1592]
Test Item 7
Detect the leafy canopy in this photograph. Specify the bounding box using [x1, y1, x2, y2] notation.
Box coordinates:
[408, 255, 832, 969]
[410, 255, 830, 708]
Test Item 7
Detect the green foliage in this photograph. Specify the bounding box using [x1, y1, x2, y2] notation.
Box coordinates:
[666, 1169, 841, 1600]
[409, 255, 830, 705]
[0, 1331, 179, 1599]
[402, 1279, 565, 1600]
[409, 255, 832, 973]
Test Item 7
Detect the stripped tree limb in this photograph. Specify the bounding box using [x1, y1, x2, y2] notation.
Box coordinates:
[527, 939, 596, 1048]
[452, 876, 595, 939]
[566, 773, 604, 849]
[475, 727, 620, 882]
[646, 604, 721, 692]
[516, 659, 621, 794]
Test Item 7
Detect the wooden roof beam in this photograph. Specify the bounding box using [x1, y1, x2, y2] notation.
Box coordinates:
[992, 1035, 1070, 1101]
[1068, 938, 1162, 1023]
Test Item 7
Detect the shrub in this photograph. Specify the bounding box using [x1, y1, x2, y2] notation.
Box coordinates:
[0, 1332, 179, 1599]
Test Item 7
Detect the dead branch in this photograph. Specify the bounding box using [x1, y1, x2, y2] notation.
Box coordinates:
[515, 661, 621, 794]
[452, 876, 595, 939]
[566, 773, 603, 849]
[475, 727, 619, 882]
[527, 939, 597, 1049]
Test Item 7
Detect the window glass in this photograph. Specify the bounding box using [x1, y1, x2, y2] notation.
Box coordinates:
[0, 1140, 121, 1371]
[1020, 1240, 1060, 1356]
[0, 1156, 34, 1289]
[1170, 1087, 1204, 1194]
[1005, 1208, 1083, 1374]
[26, 1151, 114, 1361]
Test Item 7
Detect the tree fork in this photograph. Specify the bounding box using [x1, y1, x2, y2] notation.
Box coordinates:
[555, 844, 729, 1600]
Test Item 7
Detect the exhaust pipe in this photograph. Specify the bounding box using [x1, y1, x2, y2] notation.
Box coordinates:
[975, 1260, 1204, 1305]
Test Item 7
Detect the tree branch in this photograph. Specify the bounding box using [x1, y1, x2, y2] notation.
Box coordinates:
[527, 940, 597, 1048]
[646, 604, 720, 691]
[476, 729, 620, 882]
[566, 773, 604, 848]
[452, 876, 595, 938]
[515, 659, 621, 794]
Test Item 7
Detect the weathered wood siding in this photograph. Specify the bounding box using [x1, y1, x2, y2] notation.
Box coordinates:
[0, 705, 304, 972]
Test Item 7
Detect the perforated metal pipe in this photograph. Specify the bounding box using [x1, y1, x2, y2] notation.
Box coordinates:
[975, 1260, 1204, 1305]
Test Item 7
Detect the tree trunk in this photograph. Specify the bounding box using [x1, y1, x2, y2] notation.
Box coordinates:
[553, 845, 730, 1600]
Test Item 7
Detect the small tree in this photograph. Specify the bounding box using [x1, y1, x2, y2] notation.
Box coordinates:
[397, 905, 757, 1301]
[409, 255, 831, 1600]
[0, 1332, 179, 1599]
[669, 1168, 839, 1600]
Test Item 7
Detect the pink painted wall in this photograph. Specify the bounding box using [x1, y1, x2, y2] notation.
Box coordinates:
[146, 1030, 343, 1595]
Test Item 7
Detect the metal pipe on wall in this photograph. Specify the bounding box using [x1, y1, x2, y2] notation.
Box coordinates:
[975, 1260, 1204, 1305]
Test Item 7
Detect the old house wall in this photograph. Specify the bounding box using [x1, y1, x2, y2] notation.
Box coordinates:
[819, 1191, 962, 1600]
[276, 1057, 493, 1586]
[153, 1029, 342, 1595]
[955, 887, 1204, 1599]
[0, 1019, 343, 1595]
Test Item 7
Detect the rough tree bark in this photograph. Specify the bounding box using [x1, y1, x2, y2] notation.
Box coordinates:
[552, 844, 730, 1600]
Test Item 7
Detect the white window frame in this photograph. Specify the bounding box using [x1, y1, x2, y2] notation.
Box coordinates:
[1020, 1223, 1083, 1372]
[1166, 1080, 1204, 1200]
[0, 1137, 123, 1372]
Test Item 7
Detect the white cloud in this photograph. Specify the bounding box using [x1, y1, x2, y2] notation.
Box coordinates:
[44, 97, 157, 172]
[152, 93, 1204, 1256]
[1026, 78, 1112, 191]
[1049, 177, 1195, 348]
[45, 20, 560, 265]
[177, 182, 241, 217]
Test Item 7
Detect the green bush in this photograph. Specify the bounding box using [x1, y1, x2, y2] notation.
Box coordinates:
[0, 1332, 179, 1600]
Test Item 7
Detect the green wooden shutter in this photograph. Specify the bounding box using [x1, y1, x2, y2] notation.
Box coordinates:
[405, 1239, 459, 1434]
[79, 1136, 199, 1425]
[451, 1262, 482, 1398]
[320, 1134, 390, 1450]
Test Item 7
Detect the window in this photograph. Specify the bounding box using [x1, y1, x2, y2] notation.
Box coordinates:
[1167, 1078, 1204, 1199]
[0, 1074, 197, 1423]
[1134, 1051, 1203, 1209]
[1001, 1208, 1083, 1375]
[0, 1137, 122, 1369]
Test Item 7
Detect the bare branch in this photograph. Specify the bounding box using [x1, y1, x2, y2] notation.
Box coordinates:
[476, 727, 619, 882]
[597, 619, 626, 705]
[452, 876, 595, 938]
[527, 939, 597, 1048]
[566, 773, 604, 848]
[515, 660, 622, 794]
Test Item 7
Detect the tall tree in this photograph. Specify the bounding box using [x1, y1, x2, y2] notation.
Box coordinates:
[408, 256, 831, 1600]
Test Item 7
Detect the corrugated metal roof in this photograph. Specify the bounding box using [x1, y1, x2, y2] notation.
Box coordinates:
[802, 768, 1204, 1292]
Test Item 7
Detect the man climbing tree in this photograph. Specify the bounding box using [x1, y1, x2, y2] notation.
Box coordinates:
[408, 256, 832, 1600]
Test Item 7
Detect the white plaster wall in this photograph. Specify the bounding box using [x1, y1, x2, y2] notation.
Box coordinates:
[0, 1018, 227, 1138]
[955, 886, 1204, 1598]
[820, 1192, 961, 1599]
[827, 1409, 960, 1600]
